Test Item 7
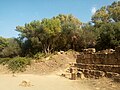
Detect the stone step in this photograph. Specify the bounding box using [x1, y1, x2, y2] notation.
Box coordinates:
[105, 72, 120, 82]
[75, 63, 120, 74]
[77, 68, 120, 80]
[113, 75, 120, 82]
[78, 68, 105, 78]
[105, 72, 120, 78]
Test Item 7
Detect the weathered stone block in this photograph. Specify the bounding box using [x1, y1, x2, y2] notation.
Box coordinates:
[71, 73, 77, 80]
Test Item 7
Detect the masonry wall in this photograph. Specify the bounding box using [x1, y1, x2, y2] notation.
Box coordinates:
[76, 52, 120, 65]
[75, 46, 120, 79]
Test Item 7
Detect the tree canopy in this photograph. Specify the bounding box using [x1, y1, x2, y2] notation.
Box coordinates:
[16, 14, 83, 55]
[91, 1, 120, 50]
[0, 1, 120, 57]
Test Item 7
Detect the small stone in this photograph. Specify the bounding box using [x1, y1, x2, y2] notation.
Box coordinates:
[96, 87, 100, 90]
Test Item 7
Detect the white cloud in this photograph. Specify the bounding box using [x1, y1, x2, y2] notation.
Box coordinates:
[91, 7, 96, 15]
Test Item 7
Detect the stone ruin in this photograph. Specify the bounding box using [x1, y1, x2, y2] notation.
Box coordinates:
[74, 46, 120, 81]
[63, 46, 120, 82]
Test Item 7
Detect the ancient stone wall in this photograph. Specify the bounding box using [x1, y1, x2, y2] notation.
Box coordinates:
[76, 53, 120, 65]
[75, 47, 120, 80]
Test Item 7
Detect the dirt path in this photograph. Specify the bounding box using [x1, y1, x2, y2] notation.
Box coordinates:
[0, 74, 91, 90]
[0, 74, 120, 90]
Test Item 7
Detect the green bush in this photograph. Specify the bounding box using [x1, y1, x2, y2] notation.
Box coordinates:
[7, 57, 31, 73]
[0, 58, 10, 65]
[34, 52, 45, 59]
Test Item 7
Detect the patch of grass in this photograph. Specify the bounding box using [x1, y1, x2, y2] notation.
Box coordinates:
[34, 52, 46, 59]
[34, 52, 53, 59]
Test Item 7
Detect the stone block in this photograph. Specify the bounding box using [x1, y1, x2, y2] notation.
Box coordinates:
[77, 71, 85, 79]
[71, 73, 77, 80]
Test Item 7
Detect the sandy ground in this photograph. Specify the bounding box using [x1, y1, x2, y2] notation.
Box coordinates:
[0, 51, 120, 90]
[1, 73, 120, 90]
[0, 74, 91, 90]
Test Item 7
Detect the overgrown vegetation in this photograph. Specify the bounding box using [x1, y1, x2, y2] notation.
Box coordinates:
[8, 57, 31, 73]
[0, 58, 10, 65]
[0, 1, 120, 73]
[0, 57, 31, 73]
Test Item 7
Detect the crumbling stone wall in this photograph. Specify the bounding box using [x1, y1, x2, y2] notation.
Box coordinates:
[75, 46, 120, 79]
[76, 53, 120, 65]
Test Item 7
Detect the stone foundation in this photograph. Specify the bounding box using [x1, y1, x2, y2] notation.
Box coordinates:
[75, 63, 120, 74]
[76, 53, 120, 65]
[75, 47, 120, 81]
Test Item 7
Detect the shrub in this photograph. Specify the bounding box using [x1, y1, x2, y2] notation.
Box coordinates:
[7, 57, 31, 73]
[0, 58, 10, 65]
[34, 52, 45, 59]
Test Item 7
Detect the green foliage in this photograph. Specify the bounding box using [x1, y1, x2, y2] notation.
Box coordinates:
[92, 6, 110, 27]
[82, 23, 97, 48]
[92, 1, 120, 27]
[34, 52, 45, 59]
[96, 22, 120, 50]
[16, 14, 83, 55]
[1, 1, 120, 57]
[0, 37, 7, 48]
[7, 57, 31, 73]
[92, 1, 120, 50]
[0, 58, 10, 65]
[0, 57, 31, 73]
[0, 38, 21, 58]
[0, 37, 7, 56]
[108, 1, 120, 22]
[54, 14, 83, 51]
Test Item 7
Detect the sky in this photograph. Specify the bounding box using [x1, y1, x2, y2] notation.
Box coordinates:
[0, 0, 117, 38]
